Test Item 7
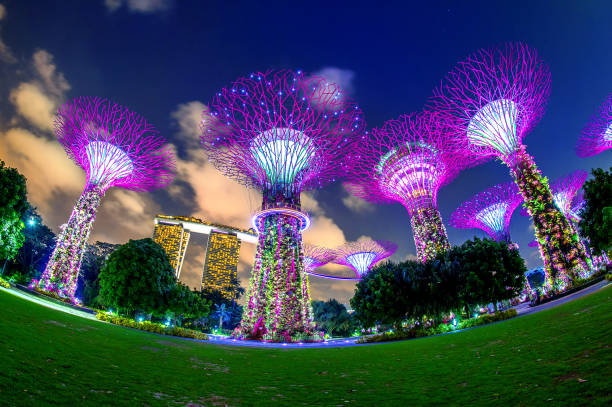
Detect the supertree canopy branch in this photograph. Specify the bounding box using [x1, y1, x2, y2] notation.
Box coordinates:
[549, 170, 588, 221]
[303, 244, 337, 271]
[431, 42, 590, 291]
[450, 181, 522, 243]
[569, 190, 585, 222]
[202, 70, 365, 342]
[346, 111, 475, 263]
[334, 239, 397, 278]
[576, 94, 612, 157]
[36, 97, 176, 298]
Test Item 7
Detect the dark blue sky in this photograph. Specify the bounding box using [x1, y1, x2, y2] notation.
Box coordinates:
[2, 0, 611, 301]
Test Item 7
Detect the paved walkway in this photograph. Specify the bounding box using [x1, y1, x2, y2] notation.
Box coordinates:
[3, 280, 610, 349]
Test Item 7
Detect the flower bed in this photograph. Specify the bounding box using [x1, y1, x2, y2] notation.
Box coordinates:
[0, 276, 10, 289]
[357, 309, 518, 344]
[95, 312, 208, 340]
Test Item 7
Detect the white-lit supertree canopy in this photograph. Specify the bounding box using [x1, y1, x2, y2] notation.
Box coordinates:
[334, 239, 397, 279]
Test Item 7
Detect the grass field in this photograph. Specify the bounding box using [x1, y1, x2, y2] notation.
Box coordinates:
[1, 286, 611, 406]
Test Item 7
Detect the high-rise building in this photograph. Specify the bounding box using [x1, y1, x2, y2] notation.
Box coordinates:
[152, 220, 191, 277]
[201, 231, 241, 301]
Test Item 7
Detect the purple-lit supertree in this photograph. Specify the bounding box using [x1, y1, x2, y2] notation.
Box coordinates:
[449, 181, 522, 243]
[334, 239, 397, 279]
[430, 42, 590, 290]
[347, 111, 476, 262]
[201, 70, 365, 342]
[36, 97, 175, 298]
[576, 94, 612, 157]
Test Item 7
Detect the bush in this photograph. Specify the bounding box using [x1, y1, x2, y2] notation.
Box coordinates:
[96, 312, 209, 340]
[0, 276, 10, 288]
[357, 309, 518, 344]
[606, 273, 612, 282]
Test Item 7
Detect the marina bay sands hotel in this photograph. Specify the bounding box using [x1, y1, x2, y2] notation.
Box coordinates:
[152, 215, 257, 301]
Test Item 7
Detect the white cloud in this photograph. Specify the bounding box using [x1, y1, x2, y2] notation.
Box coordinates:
[0, 4, 6, 20]
[32, 50, 71, 98]
[105, 0, 173, 13]
[313, 67, 356, 95]
[341, 183, 375, 213]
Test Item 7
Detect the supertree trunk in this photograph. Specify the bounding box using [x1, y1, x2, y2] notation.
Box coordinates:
[39, 185, 103, 297]
[236, 211, 315, 341]
[410, 206, 451, 263]
[508, 147, 590, 290]
[300, 271, 314, 324]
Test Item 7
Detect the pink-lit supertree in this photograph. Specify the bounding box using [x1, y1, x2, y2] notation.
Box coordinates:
[430, 42, 590, 291]
[334, 239, 397, 279]
[346, 111, 477, 262]
[449, 181, 522, 243]
[35, 97, 175, 298]
[201, 70, 365, 342]
[576, 94, 612, 157]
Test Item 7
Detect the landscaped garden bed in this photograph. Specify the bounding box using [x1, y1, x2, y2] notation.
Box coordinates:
[95, 312, 209, 340]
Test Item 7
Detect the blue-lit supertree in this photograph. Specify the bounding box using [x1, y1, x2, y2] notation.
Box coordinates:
[450, 181, 523, 243]
[201, 70, 365, 342]
[334, 239, 397, 279]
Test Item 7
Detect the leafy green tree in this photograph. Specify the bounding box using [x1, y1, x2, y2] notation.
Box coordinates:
[350, 262, 411, 328]
[77, 242, 119, 306]
[312, 299, 358, 337]
[450, 238, 526, 311]
[7, 204, 55, 283]
[0, 161, 28, 268]
[99, 238, 209, 320]
[579, 167, 612, 256]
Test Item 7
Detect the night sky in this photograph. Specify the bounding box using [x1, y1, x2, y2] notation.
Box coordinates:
[1, 0, 610, 305]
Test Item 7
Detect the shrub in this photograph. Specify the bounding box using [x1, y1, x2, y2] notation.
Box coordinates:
[0, 276, 10, 289]
[606, 273, 612, 282]
[357, 309, 518, 344]
[96, 312, 208, 340]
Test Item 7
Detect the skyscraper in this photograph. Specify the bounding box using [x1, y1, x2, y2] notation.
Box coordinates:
[152, 221, 190, 277]
[201, 231, 241, 301]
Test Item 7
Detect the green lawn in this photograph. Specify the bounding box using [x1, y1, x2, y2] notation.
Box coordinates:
[1, 287, 611, 407]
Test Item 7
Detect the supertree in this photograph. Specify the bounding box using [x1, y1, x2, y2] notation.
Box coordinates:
[35, 97, 175, 298]
[449, 181, 523, 243]
[303, 243, 336, 273]
[576, 94, 612, 157]
[334, 239, 397, 279]
[201, 70, 365, 342]
[346, 111, 477, 262]
[302, 244, 358, 280]
[569, 190, 585, 222]
[430, 42, 590, 290]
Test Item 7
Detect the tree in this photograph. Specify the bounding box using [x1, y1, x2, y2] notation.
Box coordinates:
[99, 238, 209, 319]
[579, 167, 612, 256]
[449, 238, 526, 311]
[7, 204, 55, 283]
[77, 241, 119, 306]
[213, 303, 231, 330]
[312, 299, 358, 337]
[350, 262, 411, 328]
[0, 161, 28, 268]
